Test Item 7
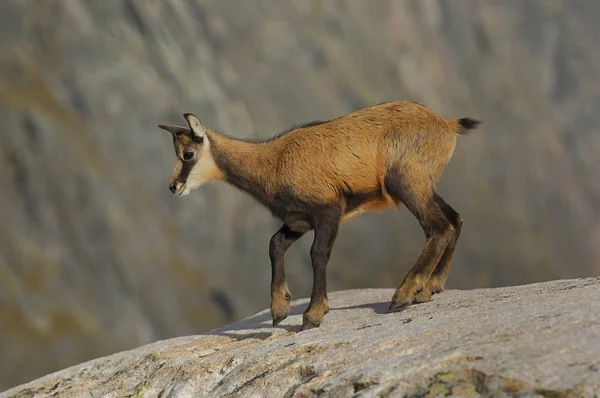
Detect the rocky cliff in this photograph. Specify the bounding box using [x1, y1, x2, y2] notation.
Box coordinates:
[1, 0, 600, 390]
[2, 277, 599, 397]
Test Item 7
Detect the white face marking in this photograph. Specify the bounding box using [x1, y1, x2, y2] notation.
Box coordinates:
[174, 137, 219, 195]
[165, 113, 221, 196]
[179, 185, 191, 196]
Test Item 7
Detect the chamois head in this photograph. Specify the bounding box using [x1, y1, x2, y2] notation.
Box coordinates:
[158, 113, 219, 196]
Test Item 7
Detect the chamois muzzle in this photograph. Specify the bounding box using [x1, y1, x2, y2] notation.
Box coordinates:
[169, 182, 187, 195]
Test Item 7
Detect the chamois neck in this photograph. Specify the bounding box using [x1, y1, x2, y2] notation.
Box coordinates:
[207, 131, 273, 195]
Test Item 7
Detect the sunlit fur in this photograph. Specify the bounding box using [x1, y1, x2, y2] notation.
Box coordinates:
[159, 101, 480, 330]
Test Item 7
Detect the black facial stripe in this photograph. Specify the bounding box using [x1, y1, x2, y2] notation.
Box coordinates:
[177, 160, 195, 183]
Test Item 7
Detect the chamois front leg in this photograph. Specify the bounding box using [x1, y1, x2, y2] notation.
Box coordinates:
[269, 225, 305, 326]
[301, 209, 341, 331]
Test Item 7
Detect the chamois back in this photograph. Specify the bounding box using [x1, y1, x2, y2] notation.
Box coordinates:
[244, 101, 475, 212]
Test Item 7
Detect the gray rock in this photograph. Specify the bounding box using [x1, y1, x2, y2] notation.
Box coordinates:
[2, 0, 600, 390]
[3, 277, 599, 397]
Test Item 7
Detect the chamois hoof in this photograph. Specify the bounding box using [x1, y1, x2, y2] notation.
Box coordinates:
[300, 320, 320, 331]
[388, 298, 411, 312]
[271, 289, 292, 327]
[272, 313, 288, 327]
[431, 285, 445, 295]
[412, 288, 432, 304]
[428, 277, 446, 295]
[301, 311, 324, 331]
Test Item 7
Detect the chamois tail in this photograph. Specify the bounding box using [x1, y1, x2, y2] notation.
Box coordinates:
[453, 117, 482, 135]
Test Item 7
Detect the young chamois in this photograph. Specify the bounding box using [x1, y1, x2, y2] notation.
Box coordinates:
[158, 101, 480, 331]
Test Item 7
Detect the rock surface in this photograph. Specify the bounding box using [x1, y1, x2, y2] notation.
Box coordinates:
[2, 0, 600, 390]
[3, 277, 599, 397]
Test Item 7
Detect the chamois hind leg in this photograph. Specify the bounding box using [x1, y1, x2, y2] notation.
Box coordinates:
[426, 193, 463, 295]
[270, 224, 305, 326]
[301, 207, 341, 331]
[385, 176, 454, 311]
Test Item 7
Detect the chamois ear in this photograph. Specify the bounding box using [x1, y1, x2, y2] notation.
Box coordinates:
[157, 124, 188, 135]
[183, 113, 207, 141]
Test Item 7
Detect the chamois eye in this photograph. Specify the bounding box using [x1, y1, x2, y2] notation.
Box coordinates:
[183, 151, 194, 160]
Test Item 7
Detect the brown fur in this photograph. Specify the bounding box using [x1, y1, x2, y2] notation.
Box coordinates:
[158, 101, 481, 330]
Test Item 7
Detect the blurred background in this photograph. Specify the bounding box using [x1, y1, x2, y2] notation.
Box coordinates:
[0, 0, 599, 391]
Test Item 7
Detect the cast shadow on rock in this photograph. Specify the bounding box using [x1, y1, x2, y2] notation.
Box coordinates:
[330, 301, 393, 315]
[202, 302, 309, 340]
[202, 298, 422, 340]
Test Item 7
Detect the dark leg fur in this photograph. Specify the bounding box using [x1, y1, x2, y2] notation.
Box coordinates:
[270, 224, 305, 326]
[427, 193, 463, 294]
[384, 172, 454, 311]
[301, 207, 341, 330]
